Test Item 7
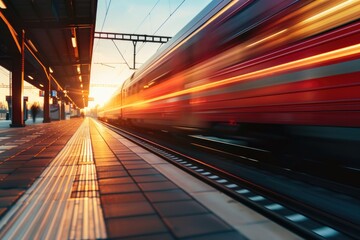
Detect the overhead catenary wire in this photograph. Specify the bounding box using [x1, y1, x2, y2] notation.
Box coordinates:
[136, 0, 186, 55]
[94, 0, 112, 53]
[100, 0, 112, 32]
[133, 0, 161, 34]
[117, 0, 161, 63]
[153, 0, 186, 35]
[111, 40, 131, 70]
[94, 0, 186, 70]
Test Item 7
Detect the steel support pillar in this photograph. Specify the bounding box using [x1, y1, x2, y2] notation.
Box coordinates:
[132, 41, 137, 70]
[43, 76, 51, 123]
[60, 100, 65, 120]
[10, 30, 25, 127]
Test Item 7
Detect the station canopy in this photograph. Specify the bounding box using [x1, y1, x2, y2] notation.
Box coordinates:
[0, 0, 97, 108]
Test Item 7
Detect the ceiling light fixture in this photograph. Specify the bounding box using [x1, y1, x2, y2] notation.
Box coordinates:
[28, 40, 38, 52]
[0, 0, 6, 9]
[28, 75, 34, 80]
[39, 84, 44, 87]
[49, 67, 53, 73]
[77, 66, 81, 74]
[79, 75, 82, 82]
[71, 35, 77, 48]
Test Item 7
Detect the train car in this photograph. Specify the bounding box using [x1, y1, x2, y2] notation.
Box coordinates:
[99, 0, 360, 167]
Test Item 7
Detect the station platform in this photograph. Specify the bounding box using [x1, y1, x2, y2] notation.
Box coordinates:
[0, 118, 300, 239]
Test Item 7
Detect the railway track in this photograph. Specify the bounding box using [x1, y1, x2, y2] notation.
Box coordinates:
[100, 120, 359, 240]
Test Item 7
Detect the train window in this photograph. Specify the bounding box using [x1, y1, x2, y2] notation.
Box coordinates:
[140, 76, 150, 90]
[145, 70, 171, 89]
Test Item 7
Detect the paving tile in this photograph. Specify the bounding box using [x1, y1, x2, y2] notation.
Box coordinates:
[0, 155, 14, 160]
[72, 181, 98, 191]
[92, 148, 111, 153]
[120, 233, 175, 240]
[5, 172, 39, 180]
[164, 214, 233, 238]
[124, 164, 153, 170]
[21, 147, 43, 154]
[154, 200, 209, 217]
[118, 156, 143, 161]
[99, 183, 141, 194]
[95, 161, 122, 167]
[103, 201, 155, 218]
[45, 146, 64, 152]
[181, 231, 246, 240]
[133, 175, 168, 183]
[121, 160, 147, 165]
[33, 142, 49, 146]
[117, 153, 139, 157]
[0, 189, 24, 197]
[128, 169, 160, 176]
[92, 144, 110, 149]
[98, 177, 134, 185]
[0, 162, 27, 168]
[93, 149, 112, 155]
[138, 181, 178, 192]
[109, 144, 128, 148]
[35, 151, 59, 158]
[93, 153, 116, 158]
[14, 167, 45, 173]
[96, 165, 124, 172]
[53, 140, 69, 145]
[113, 150, 133, 155]
[0, 168, 15, 174]
[106, 215, 168, 238]
[70, 191, 99, 198]
[145, 189, 192, 203]
[101, 193, 147, 204]
[106, 141, 121, 146]
[0, 208, 7, 217]
[7, 155, 33, 161]
[24, 159, 51, 167]
[0, 179, 33, 189]
[0, 173, 9, 180]
[97, 170, 129, 179]
[0, 195, 20, 207]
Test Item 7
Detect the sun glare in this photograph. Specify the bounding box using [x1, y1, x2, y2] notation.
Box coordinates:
[88, 87, 116, 108]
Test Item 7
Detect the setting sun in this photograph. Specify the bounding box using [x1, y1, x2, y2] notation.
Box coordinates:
[88, 87, 115, 107]
[88, 63, 134, 108]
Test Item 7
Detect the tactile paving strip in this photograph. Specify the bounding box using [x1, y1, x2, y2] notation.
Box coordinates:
[90, 119, 246, 240]
[0, 119, 106, 239]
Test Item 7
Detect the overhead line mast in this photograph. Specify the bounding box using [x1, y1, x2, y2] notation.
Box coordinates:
[94, 32, 171, 70]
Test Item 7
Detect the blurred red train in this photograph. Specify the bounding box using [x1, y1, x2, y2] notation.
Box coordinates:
[99, 0, 360, 167]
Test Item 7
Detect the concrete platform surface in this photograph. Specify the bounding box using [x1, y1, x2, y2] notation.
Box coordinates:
[0, 118, 301, 239]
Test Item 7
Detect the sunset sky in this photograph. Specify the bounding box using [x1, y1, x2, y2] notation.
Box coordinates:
[89, 0, 211, 108]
